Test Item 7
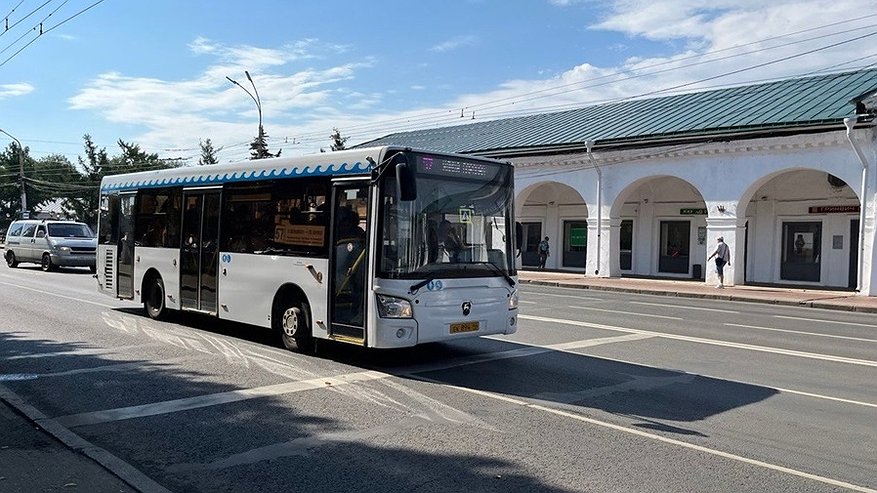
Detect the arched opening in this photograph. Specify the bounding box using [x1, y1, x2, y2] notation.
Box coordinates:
[739, 168, 861, 288]
[515, 182, 588, 270]
[610, 176, 708, 278]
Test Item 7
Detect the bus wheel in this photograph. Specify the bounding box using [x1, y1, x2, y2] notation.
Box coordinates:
[5, 251, 18, 268]
[41, 253, 57, 272]
[144, 276, 167, 320]
[276, 300, 315, 353]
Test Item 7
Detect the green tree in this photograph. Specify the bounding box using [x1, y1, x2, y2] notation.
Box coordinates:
[0, 142, 31, 223]
[329, 127, 348, 151]
[199, 138, 218, 165]
[249, 127, 281, 160]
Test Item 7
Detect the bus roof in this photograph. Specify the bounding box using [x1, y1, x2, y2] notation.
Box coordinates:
[99, 146, 390, 192]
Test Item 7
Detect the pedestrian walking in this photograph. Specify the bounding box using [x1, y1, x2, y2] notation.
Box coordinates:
[707, 236, 731, 288]
[538, 236, 550, 270]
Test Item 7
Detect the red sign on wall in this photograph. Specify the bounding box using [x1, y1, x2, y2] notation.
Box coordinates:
[808, 205, 860, 214]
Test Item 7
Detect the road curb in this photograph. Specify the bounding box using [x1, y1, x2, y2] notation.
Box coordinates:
[520, 280, 877, 314]
[0, 383, 171, 493]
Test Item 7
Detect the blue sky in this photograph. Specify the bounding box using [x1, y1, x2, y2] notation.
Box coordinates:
[0, 0, 874, 164]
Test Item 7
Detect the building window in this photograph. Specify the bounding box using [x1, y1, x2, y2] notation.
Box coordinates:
[658, 220, 690, 274]
[562, 220, 587, 268]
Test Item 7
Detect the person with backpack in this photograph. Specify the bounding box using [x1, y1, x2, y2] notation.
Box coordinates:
[538, 236, 550, 270]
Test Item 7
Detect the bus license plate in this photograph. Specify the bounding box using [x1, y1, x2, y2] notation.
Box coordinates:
[450, 321, 479, 334]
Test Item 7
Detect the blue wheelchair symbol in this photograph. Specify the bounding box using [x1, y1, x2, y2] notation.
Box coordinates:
[427, 280, 443, 291]
[221, 254, 232, 263]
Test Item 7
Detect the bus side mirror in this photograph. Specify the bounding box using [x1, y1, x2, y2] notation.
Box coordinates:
[396, 160, 417, 201]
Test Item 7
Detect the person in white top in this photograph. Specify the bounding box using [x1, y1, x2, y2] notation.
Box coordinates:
[707, 236, 731, 288]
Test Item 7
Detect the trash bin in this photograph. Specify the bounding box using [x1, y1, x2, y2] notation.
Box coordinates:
[692, 264, 702, 279]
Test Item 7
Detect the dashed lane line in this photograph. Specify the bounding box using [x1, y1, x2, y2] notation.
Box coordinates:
[410, 374, 877, 493]
[520, 314, 877, 367]
[726, 323, 877, 343]
[0, 279, 116, 308]
[568, 305, 683, 320]
[774, 315, 877, 329]
[630, 301, 739, 314]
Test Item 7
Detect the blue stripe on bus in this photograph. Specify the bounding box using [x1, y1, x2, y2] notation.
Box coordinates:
[100, 161, 370, 192]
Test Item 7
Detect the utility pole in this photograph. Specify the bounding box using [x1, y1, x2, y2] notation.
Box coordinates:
[226, 71, 265, 158]
[0, 128, 26, 216]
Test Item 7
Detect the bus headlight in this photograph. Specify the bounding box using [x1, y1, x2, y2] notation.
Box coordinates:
[508, 290, 519, 310]
[376, 295, 413, 318]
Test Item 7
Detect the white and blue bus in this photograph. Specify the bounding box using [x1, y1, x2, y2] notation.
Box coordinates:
[97, 146, 518, 351]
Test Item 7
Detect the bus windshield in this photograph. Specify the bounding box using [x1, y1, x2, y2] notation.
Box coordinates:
[379, 153, 515, 280]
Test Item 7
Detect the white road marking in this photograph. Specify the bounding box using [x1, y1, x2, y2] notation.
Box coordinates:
[412, 375, 877, 493]
[523, 291, 604, 301]
[569, 305, 683, 320]
[726, 323, 877, 343]
[4, 343, 162, 361]
[53, 370, 389, 428]
[50, 333, 652, 427]
[775, 315, 877, 329]
[520, 314, 877, 367]
[630, 301, 739, 314]
[519, 300, 539, 304]
[0, 279, 115, 308]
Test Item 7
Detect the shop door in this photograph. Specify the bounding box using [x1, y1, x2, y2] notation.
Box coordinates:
[180, 190, 221, 313]
[849, 219, 859, 289]
[619, 220, 633, 271]
[780, 222, 821, 282]
[329, 182, 369, 342]
[658, 221, 690, 274]
[562, 220, 587, 268]
[117, 193, 136, 299]
[520, 222, 542, 267]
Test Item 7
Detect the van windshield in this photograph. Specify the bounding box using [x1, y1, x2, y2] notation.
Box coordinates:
[48, 224, 94, 238]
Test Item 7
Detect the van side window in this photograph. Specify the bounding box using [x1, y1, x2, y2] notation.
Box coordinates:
[20, 224, 36, 238]
[7, 224, 22, 237]
[36, 225, 46, 237]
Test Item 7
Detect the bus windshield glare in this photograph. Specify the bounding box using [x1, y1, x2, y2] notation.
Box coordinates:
[379, 153, 515, 280]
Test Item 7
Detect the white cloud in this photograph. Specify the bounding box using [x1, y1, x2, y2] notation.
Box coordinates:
[0, 83, 34, 99]
[66, 2, 877, 162]
[430, 35, 478, 53]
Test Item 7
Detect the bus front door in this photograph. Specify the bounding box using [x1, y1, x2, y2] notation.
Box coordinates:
[180, 190, 221, 314]
[117, 193, 136, 299]
[329, 182, 369, 342]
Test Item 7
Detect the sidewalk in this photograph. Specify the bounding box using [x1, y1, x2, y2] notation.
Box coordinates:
[0, 393, 131, 493]
[518, 270, 877, 314]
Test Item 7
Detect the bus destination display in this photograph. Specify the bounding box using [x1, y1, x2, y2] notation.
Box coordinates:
[417, 155, 494, 178]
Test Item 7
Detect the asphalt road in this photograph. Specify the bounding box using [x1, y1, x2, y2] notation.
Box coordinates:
[0, 264, 875, 493]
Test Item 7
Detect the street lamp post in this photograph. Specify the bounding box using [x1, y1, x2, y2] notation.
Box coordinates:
[226, 71, 265, 158]
[0, 127, 26, 216]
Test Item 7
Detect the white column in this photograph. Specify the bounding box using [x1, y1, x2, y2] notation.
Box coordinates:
[705, 216, 746, 286]
[586, 216, 612, 277]
[608, 217, 622, 277]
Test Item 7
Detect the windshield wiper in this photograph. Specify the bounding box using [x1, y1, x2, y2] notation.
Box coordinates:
[409, 272, 437, 294]
[475, 262, 515, 287]
[254, 247, 293, 255]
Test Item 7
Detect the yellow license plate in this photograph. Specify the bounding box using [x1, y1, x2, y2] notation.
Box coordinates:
[450, 321, 479, 334]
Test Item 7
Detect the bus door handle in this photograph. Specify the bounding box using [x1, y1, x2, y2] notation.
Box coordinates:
[305, 264, 323, 284]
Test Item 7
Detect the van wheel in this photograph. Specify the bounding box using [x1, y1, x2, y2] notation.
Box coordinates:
[274, 299, 315, 353]
[5, 251, 18, 268]
[144, 276, 167, 320]
[41, 253, 57, 272]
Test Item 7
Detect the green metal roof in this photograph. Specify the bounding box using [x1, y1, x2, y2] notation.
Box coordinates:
[359, 69, 877, 156]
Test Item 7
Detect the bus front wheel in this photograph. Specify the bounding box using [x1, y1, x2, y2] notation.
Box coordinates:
[275, 300, 314, 354]
[144, 276, 167, 320]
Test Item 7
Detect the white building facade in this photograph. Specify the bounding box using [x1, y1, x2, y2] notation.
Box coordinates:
[363, 69, 877, 294]
[514, 128, 877, 293]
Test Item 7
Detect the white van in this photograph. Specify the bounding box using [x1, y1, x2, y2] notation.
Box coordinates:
[4, 219, 97, 272]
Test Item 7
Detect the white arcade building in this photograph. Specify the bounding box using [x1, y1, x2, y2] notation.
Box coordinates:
[363, 69, 877, 294]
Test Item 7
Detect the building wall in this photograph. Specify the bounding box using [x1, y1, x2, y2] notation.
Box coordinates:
[513, 127, 877, 293]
